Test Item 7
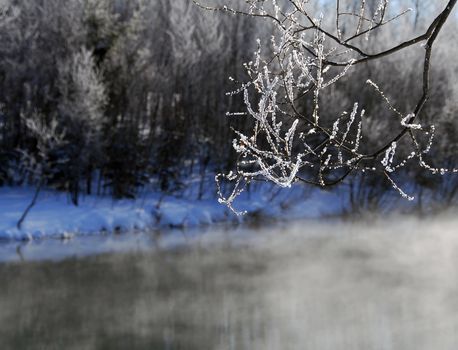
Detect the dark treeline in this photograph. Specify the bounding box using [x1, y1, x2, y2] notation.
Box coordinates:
[0, 0, 456, 212]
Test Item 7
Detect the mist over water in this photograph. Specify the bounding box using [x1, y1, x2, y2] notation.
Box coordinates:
[1, 216, 458, 349]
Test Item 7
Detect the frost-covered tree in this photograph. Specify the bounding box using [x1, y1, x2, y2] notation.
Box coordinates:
[195, 0, 457, 213]
[57, 48, 107, 203]
[17, 114, 67, 229]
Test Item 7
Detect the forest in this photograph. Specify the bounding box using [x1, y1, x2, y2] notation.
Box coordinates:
[0, 0, 456, 214]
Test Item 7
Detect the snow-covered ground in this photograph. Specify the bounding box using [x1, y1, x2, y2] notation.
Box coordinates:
[0, 185, 344, 241]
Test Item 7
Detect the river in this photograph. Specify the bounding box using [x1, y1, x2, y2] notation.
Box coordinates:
[0, 216, 457, 349]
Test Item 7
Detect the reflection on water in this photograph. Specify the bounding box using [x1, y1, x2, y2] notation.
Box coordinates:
[1, 217, 458, 349]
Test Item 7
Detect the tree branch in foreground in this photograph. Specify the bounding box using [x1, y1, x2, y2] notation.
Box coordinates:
[195, 0, 457, 214]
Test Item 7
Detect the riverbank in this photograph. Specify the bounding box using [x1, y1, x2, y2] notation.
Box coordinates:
[0, 186, 344, 241]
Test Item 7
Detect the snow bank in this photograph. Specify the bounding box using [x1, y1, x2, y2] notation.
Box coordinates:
[0, 185, 343, 241]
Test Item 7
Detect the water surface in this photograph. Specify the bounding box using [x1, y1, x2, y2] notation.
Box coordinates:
[1, 217, 457, 349]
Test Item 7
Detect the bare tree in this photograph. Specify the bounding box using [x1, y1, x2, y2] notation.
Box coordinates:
[195, 0, 457, 213]
[17, 115, 67, 229]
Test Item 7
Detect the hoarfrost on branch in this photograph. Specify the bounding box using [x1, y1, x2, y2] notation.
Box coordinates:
[195, 0, 458, 214]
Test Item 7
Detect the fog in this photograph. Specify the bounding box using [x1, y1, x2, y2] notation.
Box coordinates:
[1, 216, 458, 349]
